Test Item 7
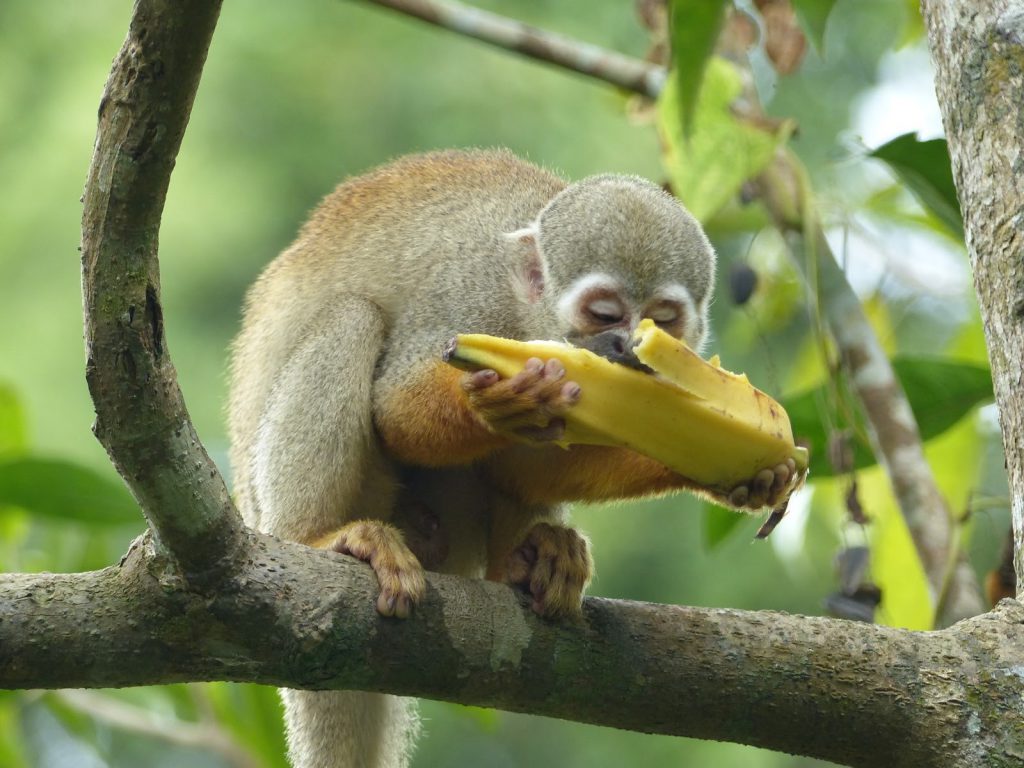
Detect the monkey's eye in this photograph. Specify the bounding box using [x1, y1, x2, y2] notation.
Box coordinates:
[647, 303, 680, 325]
[586, 298, 625, 325]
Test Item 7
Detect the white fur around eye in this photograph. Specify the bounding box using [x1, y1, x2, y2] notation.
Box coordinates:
[556, 273, 620, 326]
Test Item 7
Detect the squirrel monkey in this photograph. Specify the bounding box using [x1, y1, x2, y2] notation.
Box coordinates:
[229, 149, 775, 768]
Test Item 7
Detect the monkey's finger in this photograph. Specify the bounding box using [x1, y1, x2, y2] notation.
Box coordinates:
[463, 369, 501, 390]
[542, 358, 566, 379]
[508, 358, 545, 393]
[561, 382, 582, 404]
[506, 542, 538, 586]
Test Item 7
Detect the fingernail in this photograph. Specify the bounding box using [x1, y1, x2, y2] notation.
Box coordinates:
[545, 359, 565, 378]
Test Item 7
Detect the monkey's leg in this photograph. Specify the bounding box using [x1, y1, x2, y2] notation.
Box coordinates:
[251, 299, 425, 611]
[373, 356, 580, 467]
[251, 299, 420, 768]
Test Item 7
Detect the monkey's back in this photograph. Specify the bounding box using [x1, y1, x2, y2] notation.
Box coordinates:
[300, 149, 563, 308]
[229, 150, 565, 523]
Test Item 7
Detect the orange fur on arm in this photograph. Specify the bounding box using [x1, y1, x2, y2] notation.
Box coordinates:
[485, 444, 694, 505]
[375, 360, 509, 466]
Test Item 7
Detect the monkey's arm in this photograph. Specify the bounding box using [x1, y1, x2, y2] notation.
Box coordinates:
[487, 440, 793, 512]
[483, 443, 698, 505]
[374, 358, 578, 466]
[374, 360, 508, 465]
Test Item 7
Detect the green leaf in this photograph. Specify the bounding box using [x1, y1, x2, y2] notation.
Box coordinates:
[702, 503, 745, 549]
[0, 458, 140, 525]
[894, 357, 993, 439]
[870, 133, 964, 238]
[658, 57, 794, 222]
[784, 357, 992, 477]
[0, 383, 27, 458]
[791, 0, 838, 54]
[669, 0, 729, 137]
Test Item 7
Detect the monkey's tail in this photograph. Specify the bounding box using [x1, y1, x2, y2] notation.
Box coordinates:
[281, 689, 420, 768]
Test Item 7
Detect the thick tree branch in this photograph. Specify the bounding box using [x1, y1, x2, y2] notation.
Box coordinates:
[79, 0, 243, 576]
[922, 0, 1024, 597]
[2, 534, 1022, 768]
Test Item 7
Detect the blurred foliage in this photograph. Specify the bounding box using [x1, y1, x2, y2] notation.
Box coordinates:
[0, 0, 1011, 767]
[783, 356, 992, 477]
[668, 0, 728, 136]
[659, 57, 793, 221]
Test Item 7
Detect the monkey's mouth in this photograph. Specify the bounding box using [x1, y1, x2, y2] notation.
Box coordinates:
[572, 329, 653, 373]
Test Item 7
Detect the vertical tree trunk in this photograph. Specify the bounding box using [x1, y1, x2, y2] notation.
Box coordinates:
[922, 0, 1024, 590]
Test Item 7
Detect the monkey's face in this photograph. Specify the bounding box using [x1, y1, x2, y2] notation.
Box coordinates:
[555, 270, 705, 356]
[529, 173, 716, 354]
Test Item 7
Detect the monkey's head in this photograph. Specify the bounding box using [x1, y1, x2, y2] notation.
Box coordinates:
[506, 175, 716, 353]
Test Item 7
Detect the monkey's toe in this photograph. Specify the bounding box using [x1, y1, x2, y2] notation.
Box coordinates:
[506, 522, 592, 619]
[327, 520, 426, 619]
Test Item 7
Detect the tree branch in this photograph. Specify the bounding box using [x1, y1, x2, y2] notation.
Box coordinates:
[921, 0, 1024, 598]
[352, 0, 665, 97]
[79, 0, 244, 577]
[3, 534, 1022, 768]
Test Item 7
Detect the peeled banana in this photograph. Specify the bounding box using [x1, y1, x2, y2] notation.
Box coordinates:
[444, 319, 808, 516]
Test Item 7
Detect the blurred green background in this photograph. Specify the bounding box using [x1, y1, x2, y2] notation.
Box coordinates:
[0, 1, 1009, 766]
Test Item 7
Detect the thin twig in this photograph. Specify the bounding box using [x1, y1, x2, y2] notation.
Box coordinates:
[354, 0, 666, 97]
[56, 690, 260, 768]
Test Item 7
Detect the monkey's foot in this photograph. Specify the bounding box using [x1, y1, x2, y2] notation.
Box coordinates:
[506, 522, 592, 619]
[324, 520, 426, 619]
[463, 357, 581, 443]
[726, 457, 799, 511]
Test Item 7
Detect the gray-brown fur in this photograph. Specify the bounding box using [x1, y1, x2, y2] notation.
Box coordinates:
[227, 149, 715, 768]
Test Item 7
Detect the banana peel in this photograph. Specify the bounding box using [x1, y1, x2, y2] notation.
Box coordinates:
[444, 319, 808, 531]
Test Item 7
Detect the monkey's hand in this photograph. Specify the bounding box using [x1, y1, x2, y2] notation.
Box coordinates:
[463, 357, 582, 443]
[505, 522, 592, 619]
[315, 521, 426, 619]
[725, 457, 798, 511]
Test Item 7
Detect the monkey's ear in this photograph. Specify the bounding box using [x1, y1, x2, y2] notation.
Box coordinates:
[504, 226, 548, 304]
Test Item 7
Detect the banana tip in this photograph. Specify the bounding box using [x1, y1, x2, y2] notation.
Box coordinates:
[442, 337, 459, 363]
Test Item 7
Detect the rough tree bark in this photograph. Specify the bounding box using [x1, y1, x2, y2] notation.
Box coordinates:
[3, 535, 1024, 768]
[0, 1, 1021, 767]
[922, 0, 1024, 594]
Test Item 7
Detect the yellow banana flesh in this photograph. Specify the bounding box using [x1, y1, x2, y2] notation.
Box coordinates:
[444, 319, 808, 510]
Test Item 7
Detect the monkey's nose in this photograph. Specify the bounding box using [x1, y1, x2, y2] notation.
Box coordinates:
[579, 330, 651, 373]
